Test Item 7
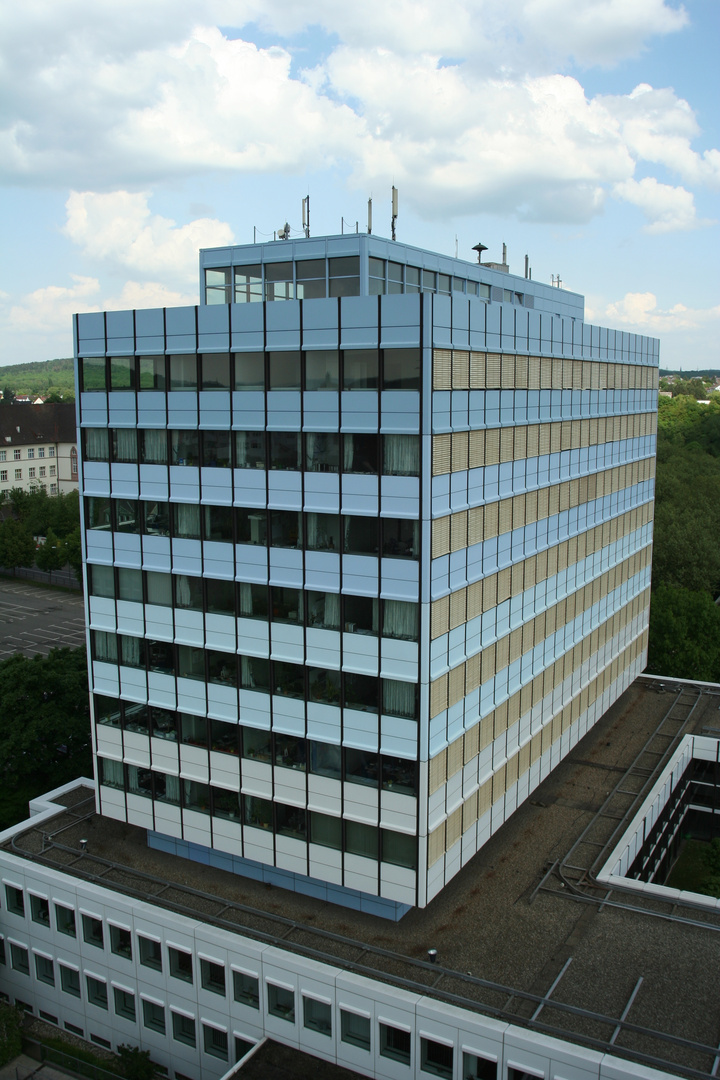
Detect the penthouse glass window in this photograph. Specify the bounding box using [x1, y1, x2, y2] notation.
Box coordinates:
[296, 260, 326, 300]
[206, 267, 232, 304]
[233, 264, 261, 303]
[329, 256, 360, 297]
[139, 355, 166, 391]
[265, 263, 294, 302]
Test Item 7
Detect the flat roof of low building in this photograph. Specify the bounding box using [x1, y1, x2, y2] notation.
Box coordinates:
[5, 676, 720, 1080]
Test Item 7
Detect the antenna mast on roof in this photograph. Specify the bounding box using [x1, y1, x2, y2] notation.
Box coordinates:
[367, 198, 373, 235]
[391, 186, 398, 241]
[302, 196, 310, 239]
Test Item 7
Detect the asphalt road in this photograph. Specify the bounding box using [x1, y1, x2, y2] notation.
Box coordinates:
[0, 578, 86, 660]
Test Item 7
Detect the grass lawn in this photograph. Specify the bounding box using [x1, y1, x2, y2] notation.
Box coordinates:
[665, 838, 718, 895]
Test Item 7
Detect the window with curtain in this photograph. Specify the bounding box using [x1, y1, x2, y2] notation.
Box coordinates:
[155, 772, 181, 804]
[90, 564, 114, 598]
[307, 591, 340, 630]
[240, 655, 269, 692]
[146, 571, 172, 606]
[84, 429, 109, 461]
[141, 429, 168, 464]
[381, 830, 417, 869]
[382, 435, 420, 476]
[170, 430, 199, 466]
[382, 679, 418, 719]
[345, 820, 378, 858]
[172, 503, 201, 539]
[175, 574, 203, 609]
[184, 779, 210, 813]
[99, 758, 124, 789]
[243, 795, 273, 829]
[120, 635, 145, 669]
[127, 765, 152, 798]
[305, 513, 340, 552]
[238, 582, 267, 618]
[118, 567, 143, 602]
[382, 600, 419, 641]
[112, 429, 138, 463]
[309, 742, 341, 779]
[177, 645, 205, 680]
[309, 812, 341, 849]
[92, 630, 117, 663]
[305, 432, 339, 473]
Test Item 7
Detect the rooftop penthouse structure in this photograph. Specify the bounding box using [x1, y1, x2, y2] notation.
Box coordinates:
[74, 232, 659, 921]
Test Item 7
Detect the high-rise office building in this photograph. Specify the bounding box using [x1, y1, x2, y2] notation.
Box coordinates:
[77, 233, 657, 920]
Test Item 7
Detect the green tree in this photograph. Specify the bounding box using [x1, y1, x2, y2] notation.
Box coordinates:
[0, 647, 91, 827]
[1, 387, 15, 405]
[117, 1045, 157, 1080]
[35, 527, 65, 582]
[647, 585, 720, 683]
[0, 1001, 23, 1066]
[63, 524, 83, 581]
[0, 518, 36, 575]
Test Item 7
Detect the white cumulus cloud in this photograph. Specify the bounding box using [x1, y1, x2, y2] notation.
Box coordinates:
[613, 176, 712, 233]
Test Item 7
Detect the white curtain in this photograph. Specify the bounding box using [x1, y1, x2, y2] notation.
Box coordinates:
[324, 592, 341, 630]
[343, 434, 355, 471]
[142, 429, 167, 464]
[115, 428, 137, 462]
[238, 582, 254, 616]
[86, 429, 108, 460]
[383, 435, 419, 476]
[175, 503, 200, 538]
[100, 758, 123, 788]
[121, 635, 142, 668]
[94, 631, 117, 662]
[175, 575, 192, 607]
[236, 432, 248, 468]
[241, 656, 255, 687]
[382, 679, 416, 719]
[383, 600, 418, 640]
[164, 774, 181, 804]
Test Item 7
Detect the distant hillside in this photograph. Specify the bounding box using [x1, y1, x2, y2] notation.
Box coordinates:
[0, 357, 75, 399]
[659, 369, 720, 381]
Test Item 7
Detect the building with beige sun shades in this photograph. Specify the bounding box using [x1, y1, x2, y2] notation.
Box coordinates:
[74, 233, 658, 921]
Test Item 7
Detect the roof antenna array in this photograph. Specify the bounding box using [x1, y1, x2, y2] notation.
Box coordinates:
[391, 186, 398, 241]
[367, 198, 373, 235]
[302, 197, 310, 239]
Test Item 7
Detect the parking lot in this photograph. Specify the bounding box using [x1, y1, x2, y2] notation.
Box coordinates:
[0, 578, 86, 660]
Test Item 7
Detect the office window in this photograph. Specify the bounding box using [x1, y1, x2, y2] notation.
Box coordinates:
[234, 351, 264, 389]
[381, 757, 418, 796]
[78, 354, 108, 391]
[30, 895, 50, 927]
[309, 741, 342, 780]
[0, 939, 5, 965]
[421, 1038, 453, 1079]
[267, 983, 295, 1022]
[139, 355, 166, 390]
[112, 428, 138, 463]
[344, 594, 377, 636]
[343, 349, 378, 390]
[200, 959, 226, 996]
[169, 947, 193, 983]
[201, 353, 231, 390]
[345, 820, 379, 860]
[309, 812, 342, 850]
[303, 997, 331, 1036]
[234, 265, 262, 304]
[82, 914, 104, 949]
[110, 355, 136, 390]
[264, 264, 294, 303]
[113, 987, 136, 1022]
[344, 673, 379, 715]
[110, 925, 132, 960]
[295, 260, 326, 301]
[235, 430, 265, 469]
[172, 1012, 196, 1047]
[305, 349, 338, 388]
[206, 266, 231, 304]
[276, 803, 307, 840]
[142, 999, 166, 1034]
[138, 935, 162, 971]
[463, 1052, 497, 1079]
[10, 945, 30, 976]
[274, 733, 306, 770]
[382, 517, 419, 559]
[55, 904, 76, 937]
[203, 503, 233, 541]
[170, 430, 199, 467]
[305, 431, 339, 472]
[329, 256, 360, 297]
[201, 429, 231, 468]
[308, 667, 341, 707]
[272, 660, 304, 698]
[60, 964, 81, 997]
[169, 354, 197, 390]
[232, 970, 259, 1009]
[86, 976, 108, 1010]
[89, 563, 114, 598]
[118, 566, 143, 602]
[203, 1024, 228, 1060]
[380, 1023, 411, 1065]
[341, 1010, 370, 1051]
[34, 955, 54, 986]
[269, 430, 301, 469]
[5, 885, 24, 917]
[115, 498, 140, 533]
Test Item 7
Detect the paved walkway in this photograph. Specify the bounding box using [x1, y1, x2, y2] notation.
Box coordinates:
[0, 580, 85, 660]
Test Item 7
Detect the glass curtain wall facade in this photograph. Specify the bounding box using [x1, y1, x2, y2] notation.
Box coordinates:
[76, 234, 658, 917]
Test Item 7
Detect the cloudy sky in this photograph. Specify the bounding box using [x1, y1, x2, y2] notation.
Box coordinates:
[1, 0, 718, 369]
